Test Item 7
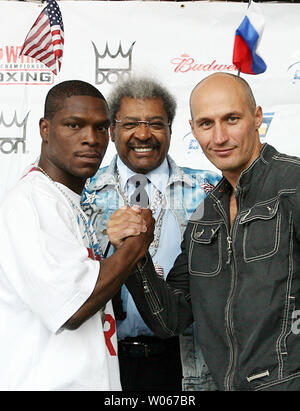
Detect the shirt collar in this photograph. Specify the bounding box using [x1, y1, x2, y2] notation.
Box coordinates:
[86, 153, 193, 192]
[117, 156, 170, 193]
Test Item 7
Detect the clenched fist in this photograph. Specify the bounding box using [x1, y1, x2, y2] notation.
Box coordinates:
[108, 206, 155, 252]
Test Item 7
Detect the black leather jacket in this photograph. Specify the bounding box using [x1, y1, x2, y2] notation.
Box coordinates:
[127, 144, 300, 390]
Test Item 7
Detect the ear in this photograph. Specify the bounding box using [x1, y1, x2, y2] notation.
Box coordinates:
[189, 119, 196, 138]
[254, 106, 263, 130]
[39, 118, 50, 143]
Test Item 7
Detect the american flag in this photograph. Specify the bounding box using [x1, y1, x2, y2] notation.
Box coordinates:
[19, 0, 64, 75]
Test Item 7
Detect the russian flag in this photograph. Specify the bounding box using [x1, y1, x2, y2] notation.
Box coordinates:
[233, 3, 267, 75]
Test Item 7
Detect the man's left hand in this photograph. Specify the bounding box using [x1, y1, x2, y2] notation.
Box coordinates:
[107, 205, 148, 249]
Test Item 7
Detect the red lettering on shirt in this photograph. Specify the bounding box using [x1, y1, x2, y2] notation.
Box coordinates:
[87, 247, 101, 261]
[104, 314, 117, 356]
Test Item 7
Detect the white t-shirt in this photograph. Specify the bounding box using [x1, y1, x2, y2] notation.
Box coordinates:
[0, 170, 121, 391]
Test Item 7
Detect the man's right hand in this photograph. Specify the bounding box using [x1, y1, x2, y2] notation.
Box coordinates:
[124, 208, 155, 260]
[62, 207, 155, 331]
[107, 206, 154, 250]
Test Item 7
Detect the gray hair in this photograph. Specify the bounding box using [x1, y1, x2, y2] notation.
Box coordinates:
[107, 75, 177, 125]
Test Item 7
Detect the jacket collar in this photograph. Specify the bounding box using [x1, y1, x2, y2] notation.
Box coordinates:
[87, 154, 194, 191]
[236, 143, 277, 190]
[167, 155, 195, 187]
[210, 143, 278, 200]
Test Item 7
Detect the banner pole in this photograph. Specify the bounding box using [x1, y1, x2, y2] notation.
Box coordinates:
[55, 58, 60, 83]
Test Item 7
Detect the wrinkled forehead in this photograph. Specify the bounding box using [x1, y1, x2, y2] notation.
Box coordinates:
[117, 97, 168, 119]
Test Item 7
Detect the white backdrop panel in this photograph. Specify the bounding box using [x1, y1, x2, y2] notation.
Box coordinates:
[0, 1, 299, 200]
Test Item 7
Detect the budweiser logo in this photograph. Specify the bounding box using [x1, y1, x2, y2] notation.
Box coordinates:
[170, 54, 238, 73]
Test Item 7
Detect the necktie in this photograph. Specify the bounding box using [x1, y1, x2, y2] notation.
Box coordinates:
[129, 174, 149, 208]
[112, 174, 149, 320]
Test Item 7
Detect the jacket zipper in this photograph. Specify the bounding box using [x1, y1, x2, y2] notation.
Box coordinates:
[214, 197, 239, 391]
[136, 263, 162, 315]
[224, 227, 238, 391]
[136, 263, 179, 336]
[226, 236, 233, 264]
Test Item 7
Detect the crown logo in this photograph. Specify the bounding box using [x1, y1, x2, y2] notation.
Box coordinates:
[0, 111, 29, 154]
[92, 41, 135, 85]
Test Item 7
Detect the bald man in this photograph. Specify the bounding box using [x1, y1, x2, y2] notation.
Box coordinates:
[108, 72, 300, 391]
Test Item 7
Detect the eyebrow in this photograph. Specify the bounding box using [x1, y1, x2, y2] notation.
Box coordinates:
[64, 115, 110, 125]
[224, 111, 243, 118]
[98, 119, 111, 126]
[194, 111, 243, 124]
[119, 116, 165, 121]
[194, 116, 211, 125]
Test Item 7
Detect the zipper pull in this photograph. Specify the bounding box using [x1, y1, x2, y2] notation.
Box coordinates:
[226, 236, 232, 264]
[142, 278, 150, 293]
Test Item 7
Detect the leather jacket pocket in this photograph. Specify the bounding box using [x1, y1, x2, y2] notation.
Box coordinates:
[239, 198, 281, 262]
[189, 222, 222, 276]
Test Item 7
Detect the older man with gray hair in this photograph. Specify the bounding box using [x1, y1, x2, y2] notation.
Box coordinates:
[81, 75, 220, 391]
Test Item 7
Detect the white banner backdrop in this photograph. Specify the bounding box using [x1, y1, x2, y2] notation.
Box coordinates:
[0, 0, 300, 201]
